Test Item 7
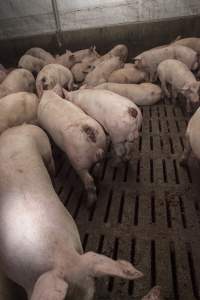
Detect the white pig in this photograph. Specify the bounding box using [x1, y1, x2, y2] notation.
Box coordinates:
[38, 88, 107, 207]
[18, 54, 46, 76]
[0, 92, 39, 134]
[84, 56, 124, 87]
[108, 67, 147, 84]
[73, 46, 100, 62]
[0, 69, 35, 99]
[157, 59, 200, 112]
[174, 37, 200, 54]
[36, 64, 74, 97]
[25, 47, 55, 64]
[63, 89, 142, 163]
[94, 82, 162, 105]
[93, 44, 128, 66]
[0, 124, 143, 300]
[134, 44, 199, 82]
[180, 106, 200, 166]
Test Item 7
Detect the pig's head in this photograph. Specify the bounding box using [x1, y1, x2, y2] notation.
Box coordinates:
[181, 81, 200, 103]
[36, 75, 55, 98]
[111, 44, 128, 62]
[56, 51, 77, 69]
[133, 57, 146, 71]
[141, 286, 162, 300]
[30, 252, 143, 300]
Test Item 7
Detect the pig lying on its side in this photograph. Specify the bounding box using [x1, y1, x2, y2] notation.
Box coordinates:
[36, 64, 74, 97]
[84, 56, 124, 87]
[94, 82, 162, 105]
[18, 54, 46, 76]
[25, 47, 55, 64]
[93, 44, 128, 66]
[0, 124, 142, 300]
[0, 69, 35, 99]
[180, 107, 200, 166]
[0, 92, 39, 134]
[38, 88, 107, 207]
[63, 89, 142, 163]
[157, 59, 200, 112]
[134, 45, 199, 82]
[108, 67, 147, 84]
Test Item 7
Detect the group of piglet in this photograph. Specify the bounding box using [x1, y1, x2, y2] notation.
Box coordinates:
[0, 36, 200, 300]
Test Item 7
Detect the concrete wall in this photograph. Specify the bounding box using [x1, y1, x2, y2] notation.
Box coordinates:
[0, 0, 200, 64]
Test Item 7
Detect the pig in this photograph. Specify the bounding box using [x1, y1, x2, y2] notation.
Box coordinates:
[18, 54, 46, 77]
[93, 44, 128, 66]
[174, 37, 200, 54]
[63, 89, 142, 163]
[180, 106, 200, 166]
[0, 92, 39, 134]
[0, 124, 143, 300]
[71, 61, 94, 83]
[108, 66, 147, 84]
[38, 88, 107, 207]
[134, 44, 199, 82]
[25, 47, 55, 64]
[56, 50, 77, 69]
[36, 64, 74, 97]
[157, 59, 200, 112]
[84, 56, 124, 87]
[94, 82, 162, 105]
[0, 69, 35, 99]
[142, 286, 162, 300]
[73, 46, 100, 62]
[0, 70, 6, 84]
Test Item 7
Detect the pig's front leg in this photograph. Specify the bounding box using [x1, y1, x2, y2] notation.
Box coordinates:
[78, 169, 97, 209]
[180, 135, 191, 167]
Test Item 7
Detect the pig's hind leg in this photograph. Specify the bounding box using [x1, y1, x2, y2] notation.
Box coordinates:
[78, 169, 97, 209]
[180, 135, 191, 167]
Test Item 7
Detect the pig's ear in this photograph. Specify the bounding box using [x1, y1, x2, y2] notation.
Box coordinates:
[133, 57, 143, 68]
[30, 271, 68, 300]
[82, 251, 143, 280]
[142, 286, 161, 300]
[36, 80, 44, 98]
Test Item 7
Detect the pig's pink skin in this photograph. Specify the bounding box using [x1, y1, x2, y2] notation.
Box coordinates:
[25, 47, 55, 64]
[157, 59, 200, 112]
[0, 69, 35, 99]
[174, 37, 200, 54]
[0, 123, 143, 300]
[134, 44, 199, 82]
[0, 92, 39, 134]
[71, 61, 93, 83]
[94, 82, 162, 106]
[84, 56, 124, 87]
[108, 67, 147, 84]
[38, 89, 107, 207]
[18, 54, 46, 75]
[93, 44, 128, 66]
[180, 106, 200, 166]
[64, 89, 142, 163]
[36, 64, 74, 97]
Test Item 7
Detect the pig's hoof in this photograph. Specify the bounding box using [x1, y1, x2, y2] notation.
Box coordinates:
[179, 157, 187, 167]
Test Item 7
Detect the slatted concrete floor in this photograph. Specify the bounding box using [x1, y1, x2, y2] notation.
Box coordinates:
[54, 97, 200, 300]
